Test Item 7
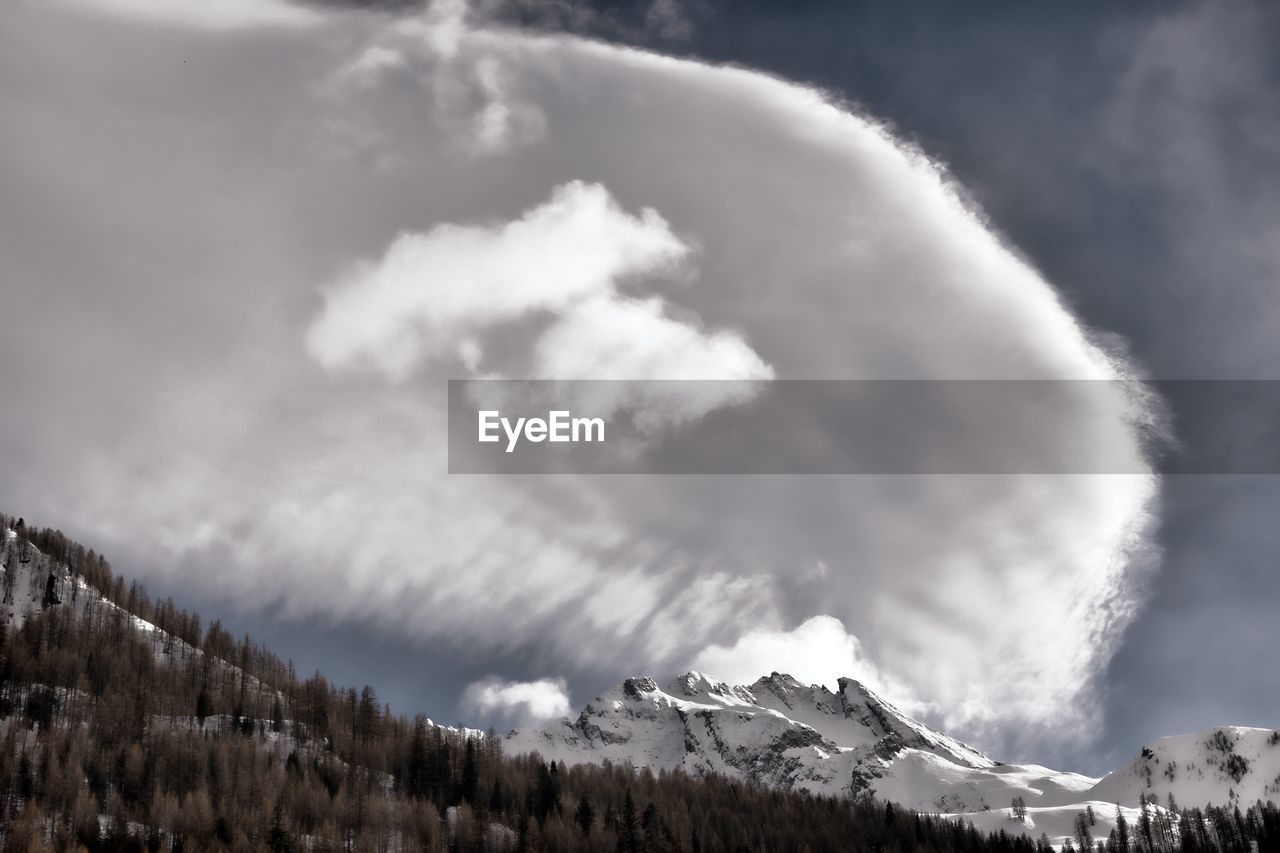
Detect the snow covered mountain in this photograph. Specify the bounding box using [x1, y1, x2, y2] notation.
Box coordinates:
[506, 671, 1280, 845]
[506, 671, 1097, 814]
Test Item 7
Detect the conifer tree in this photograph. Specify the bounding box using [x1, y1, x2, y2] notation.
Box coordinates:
[617, 789, 640, 853]
[575, 794, 595, 835]
[1116, 803, 1131, 853]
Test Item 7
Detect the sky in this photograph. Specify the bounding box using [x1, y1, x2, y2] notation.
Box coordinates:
[0, 0, 1277, 776]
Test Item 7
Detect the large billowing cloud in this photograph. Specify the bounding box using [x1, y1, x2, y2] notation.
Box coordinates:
[690, 615, 915, 707]
[0, 0, 1157, 755]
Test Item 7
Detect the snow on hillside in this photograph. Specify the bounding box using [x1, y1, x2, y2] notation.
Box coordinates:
[3, 530, 190, 653]
[751, 673, 994, 769]
[1086, 726, 1280, 808]
[1, 527, 61, 624]
[506, 671, 1098, 815]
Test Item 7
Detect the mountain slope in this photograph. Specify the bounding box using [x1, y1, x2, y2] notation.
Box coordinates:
[506, 671, 1098, 814]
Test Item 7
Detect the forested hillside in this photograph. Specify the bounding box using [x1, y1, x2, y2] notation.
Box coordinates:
[1, 514, 1278, 853]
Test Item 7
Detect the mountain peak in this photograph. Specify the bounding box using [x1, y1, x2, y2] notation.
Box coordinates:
[751, 671, 831, 694]
[667, 671, 757, 704]
[619, 676, 660, 700]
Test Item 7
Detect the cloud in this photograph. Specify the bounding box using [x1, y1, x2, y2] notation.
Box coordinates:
[461, 676, 572, 725]
[324, 8, 549, 158]
[49, 0, 321, 30]
[0, 0, 1160, 759]
[305, 181, 694, 380]
[306, 178, 772, 424]
[534, 296, 772, 382]
[472, 0, 706, 46]
[531, 295, 774, 427]
[691, 615, 914, 703]
[333, 46, 411, 91]
[644, 0, 693, 42]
